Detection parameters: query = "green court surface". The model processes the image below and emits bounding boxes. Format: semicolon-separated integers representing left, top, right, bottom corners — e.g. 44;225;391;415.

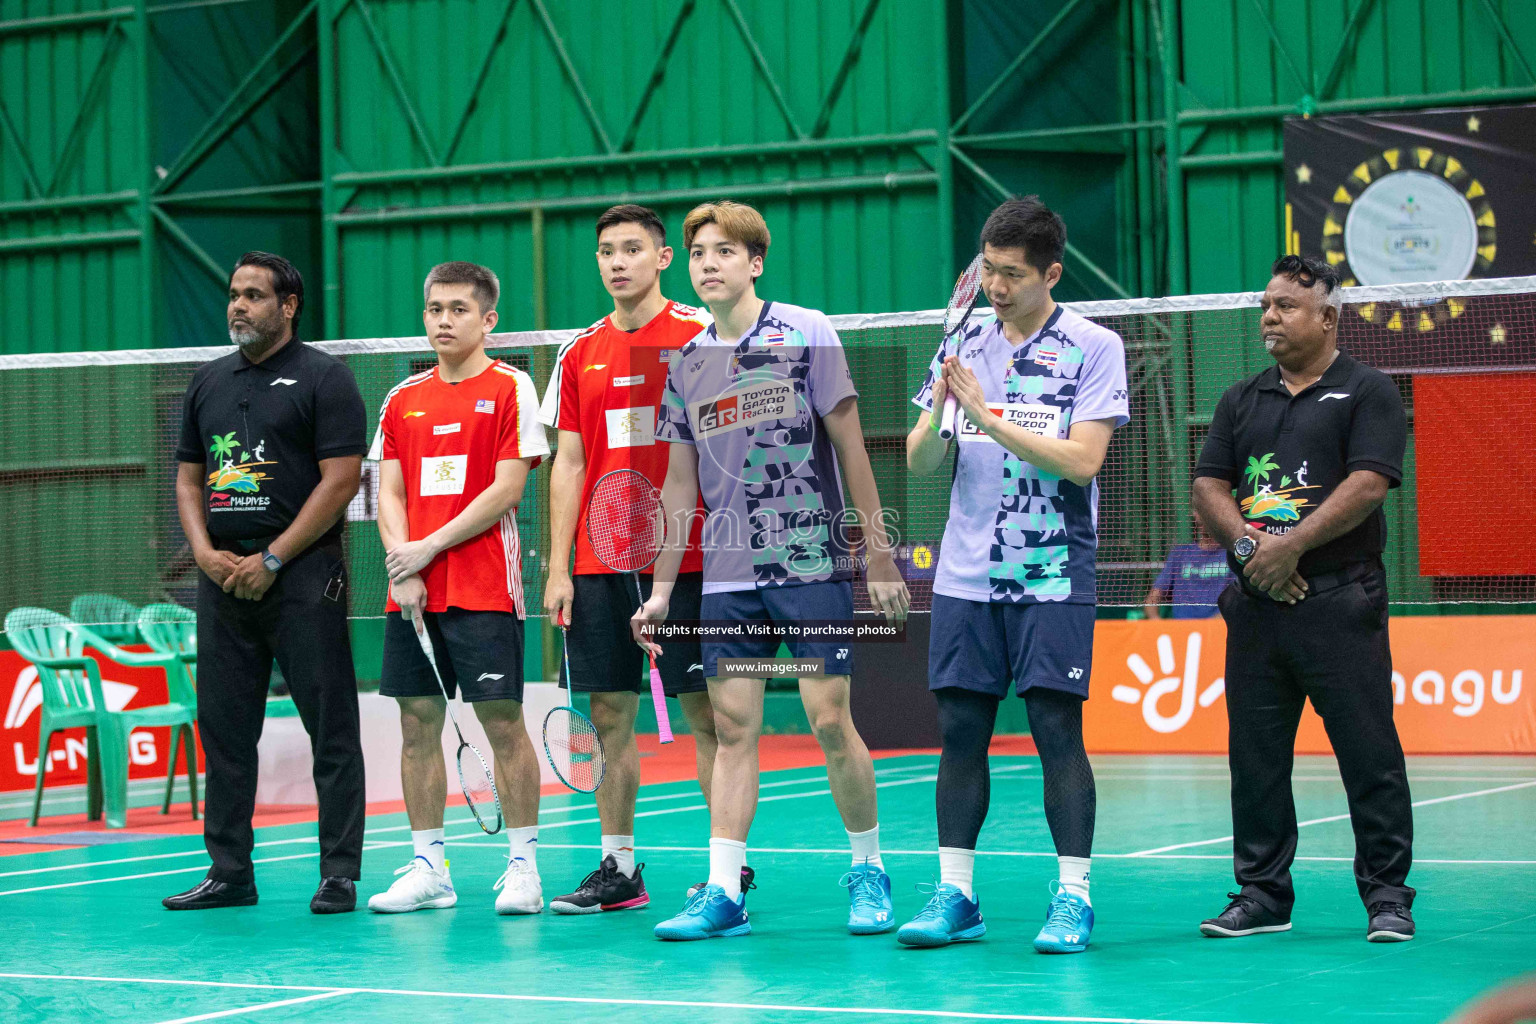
1;754;1532;1024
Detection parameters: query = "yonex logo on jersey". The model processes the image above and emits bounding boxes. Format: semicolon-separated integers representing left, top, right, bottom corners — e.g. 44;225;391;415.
475;399;495;414
965;347;984;358
271;377;297;386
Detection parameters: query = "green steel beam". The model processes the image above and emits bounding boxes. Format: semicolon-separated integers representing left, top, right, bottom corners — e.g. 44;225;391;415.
1179;83;1536;123
442;0;523;166
1317;0;1377;102
155;0;319;192
948;144;1132;300
530;207;548;331
352;0;440;166
955;121;1162;147
619;0;696;152
0;6;131;37
333;130;937;187
951;0;1092;134
934;0;955;288
529;0;615;153
1243;0;1310;95
0;97;43;198
136;2;157;360
44;24;128;196
1180;149;1282;169
1159;0;1187;294
320;0;341;338
0;230;141;255
811;0;883;139
0;191;138;217
1475;0;1536;85
153;181;323;205
329;172;937;227
721;0;805;140
151;207;228;287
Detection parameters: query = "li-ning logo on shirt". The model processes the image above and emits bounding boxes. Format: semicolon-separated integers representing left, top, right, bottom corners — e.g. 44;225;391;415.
477;673;504;681
1319;392;1350;402
270;377;297;386
584;363;608;372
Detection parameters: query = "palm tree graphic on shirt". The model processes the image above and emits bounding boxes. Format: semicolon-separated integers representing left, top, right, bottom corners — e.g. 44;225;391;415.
1240;452;1315;523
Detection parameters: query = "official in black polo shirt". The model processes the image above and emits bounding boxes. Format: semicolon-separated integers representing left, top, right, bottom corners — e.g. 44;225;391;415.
1192;254;1415;944
165;252;368;914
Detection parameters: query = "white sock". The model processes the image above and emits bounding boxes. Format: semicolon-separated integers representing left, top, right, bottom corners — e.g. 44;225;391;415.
507;825;539;872
938;846;976;899
411;828;446;874
709;838;747;900
848;824;883;870
602;834;637;877
1059;856;1091;903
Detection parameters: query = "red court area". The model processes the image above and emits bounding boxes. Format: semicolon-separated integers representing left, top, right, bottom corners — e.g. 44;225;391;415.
0;734;1039;855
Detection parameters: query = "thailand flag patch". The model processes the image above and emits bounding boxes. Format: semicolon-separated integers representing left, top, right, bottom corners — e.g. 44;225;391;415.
475;399;495;414
1034;346;1060;368
759;331;787;346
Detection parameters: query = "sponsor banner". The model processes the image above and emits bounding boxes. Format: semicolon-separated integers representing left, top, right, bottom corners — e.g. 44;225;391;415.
1085;616;1535;754
419;454;467;496
604;405;655;449
1;646;197;794
693;380;797;437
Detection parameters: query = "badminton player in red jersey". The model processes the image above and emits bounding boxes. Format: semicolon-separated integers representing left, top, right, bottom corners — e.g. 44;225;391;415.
540;205;730;914
367;261;551;916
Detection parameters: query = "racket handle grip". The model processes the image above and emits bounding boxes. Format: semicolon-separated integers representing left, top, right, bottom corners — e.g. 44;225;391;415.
937;395;960;440
647;653;673;744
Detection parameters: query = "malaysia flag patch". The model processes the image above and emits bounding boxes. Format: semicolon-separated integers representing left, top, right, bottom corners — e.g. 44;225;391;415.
475;399;495;414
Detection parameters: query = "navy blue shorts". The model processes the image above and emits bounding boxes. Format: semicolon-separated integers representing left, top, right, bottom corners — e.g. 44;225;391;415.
700;580;854;679
929;595;1094;698
381;609;524;703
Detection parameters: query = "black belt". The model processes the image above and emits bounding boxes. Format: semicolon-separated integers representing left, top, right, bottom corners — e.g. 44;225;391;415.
212;533;284;554
1239;559;1378;600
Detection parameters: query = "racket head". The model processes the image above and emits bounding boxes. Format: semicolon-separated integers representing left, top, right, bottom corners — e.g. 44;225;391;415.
586;469;664;574
943;253;986;337
457;741;504;835
542;706;607;794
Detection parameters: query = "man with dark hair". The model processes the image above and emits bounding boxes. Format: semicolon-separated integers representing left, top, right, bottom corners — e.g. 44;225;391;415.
165;251;368;913
903;196;1127;953
368;260;550;916
540;205;722;915
1193;253;1415;943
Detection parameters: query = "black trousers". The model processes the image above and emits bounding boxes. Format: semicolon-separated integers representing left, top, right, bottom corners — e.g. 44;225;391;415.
1218;567;1415;913
196;541;366;884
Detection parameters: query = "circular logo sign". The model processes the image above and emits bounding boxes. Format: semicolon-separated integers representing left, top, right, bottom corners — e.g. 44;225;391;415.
1343;169;1479;285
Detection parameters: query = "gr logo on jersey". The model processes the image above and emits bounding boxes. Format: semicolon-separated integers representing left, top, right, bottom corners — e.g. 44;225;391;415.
958;403;1063;442
693;380;797;438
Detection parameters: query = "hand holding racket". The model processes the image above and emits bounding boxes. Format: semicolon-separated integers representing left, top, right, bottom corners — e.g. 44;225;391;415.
587;468;674;745
411;612;503;835
936;253;986;440
543;613;606;793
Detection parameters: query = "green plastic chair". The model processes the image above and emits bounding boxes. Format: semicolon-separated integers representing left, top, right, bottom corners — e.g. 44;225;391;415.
4;607;199;828
68;594;142;646
136;603;200;815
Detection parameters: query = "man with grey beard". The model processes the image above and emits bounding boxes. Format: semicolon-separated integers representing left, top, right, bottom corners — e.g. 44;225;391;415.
165;251;368;914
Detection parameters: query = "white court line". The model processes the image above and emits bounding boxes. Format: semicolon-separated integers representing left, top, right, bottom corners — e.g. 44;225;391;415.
1125;779;1536;856
0;768;1021;895
526;844;1536;865
147;989;355;1024
0;836;326;881
0;971;1262;1024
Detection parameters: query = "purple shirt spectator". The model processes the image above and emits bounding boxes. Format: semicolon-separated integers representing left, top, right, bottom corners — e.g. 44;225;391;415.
1153;543;1233;618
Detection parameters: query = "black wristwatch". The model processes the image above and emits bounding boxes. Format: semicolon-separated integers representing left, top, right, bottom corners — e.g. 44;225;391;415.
1232;536;1257;564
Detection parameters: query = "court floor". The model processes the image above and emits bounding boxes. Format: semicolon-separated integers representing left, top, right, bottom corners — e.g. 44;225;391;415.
0;751;1533;1024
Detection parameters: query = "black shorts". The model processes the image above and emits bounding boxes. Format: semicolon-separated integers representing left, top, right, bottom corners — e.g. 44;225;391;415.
563;572;705;696
381;609;524;703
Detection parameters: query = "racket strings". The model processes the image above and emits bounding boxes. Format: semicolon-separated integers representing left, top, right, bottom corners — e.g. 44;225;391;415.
944;256;986;335
457;743;503;833
545;707;605;793
588;470;664;574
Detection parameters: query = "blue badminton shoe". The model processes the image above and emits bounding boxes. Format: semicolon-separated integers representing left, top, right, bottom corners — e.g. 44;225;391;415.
842;862;895;934
896;883;985;947
653;883;750;940
1033;883;1094;953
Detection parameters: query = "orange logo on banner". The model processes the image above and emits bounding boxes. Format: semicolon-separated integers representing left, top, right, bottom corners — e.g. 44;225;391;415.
1085;617;1536;755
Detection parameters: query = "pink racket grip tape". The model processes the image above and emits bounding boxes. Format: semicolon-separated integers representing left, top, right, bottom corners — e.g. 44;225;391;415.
646;649;673;744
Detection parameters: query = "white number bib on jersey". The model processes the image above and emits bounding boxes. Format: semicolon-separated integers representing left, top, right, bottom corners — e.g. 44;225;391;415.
420;454;468;495
957;403;1063;442
606;406;655;448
